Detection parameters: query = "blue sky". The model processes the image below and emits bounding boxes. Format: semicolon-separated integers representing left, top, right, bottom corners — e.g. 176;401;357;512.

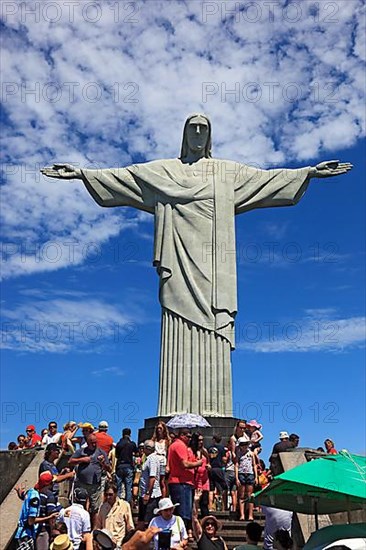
1;0;365;461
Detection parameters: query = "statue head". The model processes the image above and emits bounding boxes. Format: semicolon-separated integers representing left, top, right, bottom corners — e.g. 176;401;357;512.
180;113;212;159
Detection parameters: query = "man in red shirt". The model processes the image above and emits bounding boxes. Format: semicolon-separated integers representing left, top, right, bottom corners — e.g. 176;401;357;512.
168;429;202;528
25;425;42;448
95;421;114;454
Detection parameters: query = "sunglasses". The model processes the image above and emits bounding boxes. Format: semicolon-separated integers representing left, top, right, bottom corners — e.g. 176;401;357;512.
205;522;216;527
105;493;115;497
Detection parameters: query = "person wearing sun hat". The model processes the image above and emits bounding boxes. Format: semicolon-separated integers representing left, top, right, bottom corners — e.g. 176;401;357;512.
246;420;263;445
269;432;293;476
50;533;73;550
148;498;188;550
192;494;227;550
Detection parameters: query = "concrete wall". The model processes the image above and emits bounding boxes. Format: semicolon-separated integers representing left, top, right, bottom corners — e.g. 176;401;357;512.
0;450;44;549
0;450;39;504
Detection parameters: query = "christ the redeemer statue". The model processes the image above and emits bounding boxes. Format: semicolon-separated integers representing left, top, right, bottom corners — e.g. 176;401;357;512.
42;114;352;417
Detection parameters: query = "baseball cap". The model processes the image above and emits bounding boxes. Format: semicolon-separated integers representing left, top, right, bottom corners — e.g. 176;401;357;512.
26;425;36;431
46;443;61;452
98;420;109;430
35;471;54;490
73;487;89;503
279;431;289;439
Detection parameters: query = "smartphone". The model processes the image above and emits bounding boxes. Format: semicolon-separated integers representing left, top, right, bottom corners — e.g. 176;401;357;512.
158;529;172;550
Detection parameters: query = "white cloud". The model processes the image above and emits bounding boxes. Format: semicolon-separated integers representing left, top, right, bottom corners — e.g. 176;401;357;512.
91;366;126;377
1;291;136;353
237;311;365;353
1;0;365;278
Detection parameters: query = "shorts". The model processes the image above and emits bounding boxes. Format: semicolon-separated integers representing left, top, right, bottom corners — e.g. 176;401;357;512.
225;471;237;491
75;480;102;513
138;496;160;523
238;473;255;486
209;468;227;493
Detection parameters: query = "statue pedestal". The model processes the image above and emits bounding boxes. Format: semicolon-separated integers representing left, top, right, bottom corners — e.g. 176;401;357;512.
138;416;240;446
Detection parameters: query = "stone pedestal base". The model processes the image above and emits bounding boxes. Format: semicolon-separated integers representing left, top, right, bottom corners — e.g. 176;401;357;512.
138;415;240;446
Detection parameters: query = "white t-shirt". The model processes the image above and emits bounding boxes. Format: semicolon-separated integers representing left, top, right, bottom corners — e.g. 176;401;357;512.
149;515;187;550
42;432;62;446
60;503;91;550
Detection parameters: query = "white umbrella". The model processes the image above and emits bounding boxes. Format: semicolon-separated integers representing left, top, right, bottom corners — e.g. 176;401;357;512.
166;413;211;429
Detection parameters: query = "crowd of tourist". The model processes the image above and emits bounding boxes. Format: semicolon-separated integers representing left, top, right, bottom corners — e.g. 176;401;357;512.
9;418;339;550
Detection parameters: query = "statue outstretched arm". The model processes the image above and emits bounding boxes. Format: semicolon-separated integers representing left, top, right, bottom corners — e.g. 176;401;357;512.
309;160;353;179
41;163;82;180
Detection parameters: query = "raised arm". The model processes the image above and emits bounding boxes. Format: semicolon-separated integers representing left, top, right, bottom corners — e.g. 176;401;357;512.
41;163;82;179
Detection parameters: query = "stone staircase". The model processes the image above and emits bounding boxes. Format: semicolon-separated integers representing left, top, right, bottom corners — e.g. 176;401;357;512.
132;509;265;549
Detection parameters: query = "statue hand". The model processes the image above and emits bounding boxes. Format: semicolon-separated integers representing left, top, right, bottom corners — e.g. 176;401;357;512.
40;163;82;179
311;160;353;178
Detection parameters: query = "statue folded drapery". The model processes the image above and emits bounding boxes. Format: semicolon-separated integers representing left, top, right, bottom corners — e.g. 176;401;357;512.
80;156;310;416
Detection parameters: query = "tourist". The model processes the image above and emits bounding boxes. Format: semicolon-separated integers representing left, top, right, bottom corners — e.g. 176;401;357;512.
132;443;145;507
262;507;293;550
192;510;227;550
324;438;337;455
95;420;114;494
289;434;299;448
235;438;257;521
78;422;95;448
152;421;170;497
138;440;162;528
235;521;263;550
60;421;79;455
35;471;62;550
229;421;249;455
25;425;42;448
115;428;138;503
42;421;62;446
69;433;111;524
269;432;293;475
224;443;237;513
168;428;203;532
94;482;134;547
273;529;293;550
246;421;263;444
39;443;75;500
14;472;58;549
148;498;188;550
207;434;227;512
17;434;27;449
190;433;210;518
95;421;114;455
59;487;92;550
8;441;18;450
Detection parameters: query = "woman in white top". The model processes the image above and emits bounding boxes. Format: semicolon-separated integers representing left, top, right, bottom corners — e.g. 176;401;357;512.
152;421;171;497
235;438;257;521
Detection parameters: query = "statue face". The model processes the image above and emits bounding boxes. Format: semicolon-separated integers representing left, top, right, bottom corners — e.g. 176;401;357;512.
186;118;209;152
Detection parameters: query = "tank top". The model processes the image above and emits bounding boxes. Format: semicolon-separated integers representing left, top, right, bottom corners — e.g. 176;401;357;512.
198;532;226;550
238;450;254;474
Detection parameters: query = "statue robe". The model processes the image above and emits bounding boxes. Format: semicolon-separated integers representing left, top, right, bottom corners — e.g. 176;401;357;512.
81;159;310;416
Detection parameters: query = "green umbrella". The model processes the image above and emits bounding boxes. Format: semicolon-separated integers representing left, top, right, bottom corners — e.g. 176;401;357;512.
253;452;366;527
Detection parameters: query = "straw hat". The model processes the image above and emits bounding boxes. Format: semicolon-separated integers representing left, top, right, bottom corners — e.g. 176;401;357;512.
50;534;73;550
